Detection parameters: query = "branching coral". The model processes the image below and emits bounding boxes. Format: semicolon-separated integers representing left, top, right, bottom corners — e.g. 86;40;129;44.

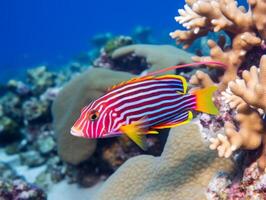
215;55;266;169
209;105;264;158
171;1;266;196
229;55;266;112
171;0;265;90
189;70;215;88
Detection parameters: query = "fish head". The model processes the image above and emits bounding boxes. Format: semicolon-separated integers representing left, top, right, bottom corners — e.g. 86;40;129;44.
71;102;113;139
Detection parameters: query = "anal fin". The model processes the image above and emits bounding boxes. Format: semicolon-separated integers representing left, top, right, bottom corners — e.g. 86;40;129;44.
119;121;148;150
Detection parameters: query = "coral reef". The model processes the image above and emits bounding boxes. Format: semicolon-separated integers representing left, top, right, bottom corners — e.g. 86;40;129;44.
1;30;196;198
0;61;107;193
27;66;56;95
207;162;266;199
93;35;149;74
0;162;46;200
7;18;266;199
0;179;46;200
94;124;234;200
171;0;266;90
104;36;134;56
171;0;266;198
229;55;266;113
213;56;266;169
111;44;194;74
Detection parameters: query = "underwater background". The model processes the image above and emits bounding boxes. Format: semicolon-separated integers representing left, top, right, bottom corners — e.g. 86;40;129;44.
1;0;266;199
0;0;187;83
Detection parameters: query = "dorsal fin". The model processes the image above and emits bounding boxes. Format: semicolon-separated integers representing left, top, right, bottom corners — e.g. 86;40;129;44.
107;61;227;92
107;76;154;92
107;74;188;93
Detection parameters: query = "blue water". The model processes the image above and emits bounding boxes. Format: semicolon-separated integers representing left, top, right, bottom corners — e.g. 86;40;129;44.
0;0;187;83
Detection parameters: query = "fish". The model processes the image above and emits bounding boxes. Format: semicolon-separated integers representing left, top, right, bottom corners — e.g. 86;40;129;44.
71;62;225;150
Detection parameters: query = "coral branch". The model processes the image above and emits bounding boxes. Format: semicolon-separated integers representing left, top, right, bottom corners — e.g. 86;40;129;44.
193;33;261;90
171;0;266;195
169;30;207;49
171;0;263;90
209;106;264;158
219;0;254;32
171;0;256;46
229;55;266;112
249;0;266;40
221;83;248;111
189;70;215;88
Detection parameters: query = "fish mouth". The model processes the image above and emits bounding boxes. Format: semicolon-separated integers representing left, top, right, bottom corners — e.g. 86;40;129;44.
70;127;84;137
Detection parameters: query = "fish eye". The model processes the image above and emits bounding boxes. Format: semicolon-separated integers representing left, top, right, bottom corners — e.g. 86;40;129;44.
88;110;99;121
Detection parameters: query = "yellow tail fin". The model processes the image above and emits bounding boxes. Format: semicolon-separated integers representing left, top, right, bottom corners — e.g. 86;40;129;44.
192;86;219;115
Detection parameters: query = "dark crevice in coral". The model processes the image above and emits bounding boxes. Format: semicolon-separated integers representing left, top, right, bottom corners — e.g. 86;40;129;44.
239;46;266;73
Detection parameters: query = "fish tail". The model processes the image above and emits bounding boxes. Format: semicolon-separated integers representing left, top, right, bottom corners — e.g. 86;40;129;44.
192;86;219;115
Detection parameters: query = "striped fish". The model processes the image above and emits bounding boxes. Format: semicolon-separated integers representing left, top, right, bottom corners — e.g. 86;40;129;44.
71;74;218;150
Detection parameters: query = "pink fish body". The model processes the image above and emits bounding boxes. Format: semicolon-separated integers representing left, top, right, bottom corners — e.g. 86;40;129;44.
71;74;218;150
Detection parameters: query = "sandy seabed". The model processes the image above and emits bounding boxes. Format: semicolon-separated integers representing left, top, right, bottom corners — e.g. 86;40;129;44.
0;150;103;200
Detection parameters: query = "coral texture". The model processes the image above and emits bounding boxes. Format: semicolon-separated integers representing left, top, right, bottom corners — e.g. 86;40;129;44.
207;162;266;199
112;44;194;74
94;124;234;200
229;55;266;113
0;162;46;200
171;1;266;196
171;0;266;171
171;0;266;90
214;56;266;170
93;36;149;75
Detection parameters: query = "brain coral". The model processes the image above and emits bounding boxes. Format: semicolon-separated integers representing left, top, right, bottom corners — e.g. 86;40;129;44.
94;123;235;200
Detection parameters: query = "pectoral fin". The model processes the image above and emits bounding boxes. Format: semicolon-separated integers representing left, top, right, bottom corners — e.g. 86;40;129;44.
120;122;148;151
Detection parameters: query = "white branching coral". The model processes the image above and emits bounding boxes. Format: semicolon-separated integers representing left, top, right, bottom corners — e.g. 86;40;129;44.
170;0;258;45
171;0;265;91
